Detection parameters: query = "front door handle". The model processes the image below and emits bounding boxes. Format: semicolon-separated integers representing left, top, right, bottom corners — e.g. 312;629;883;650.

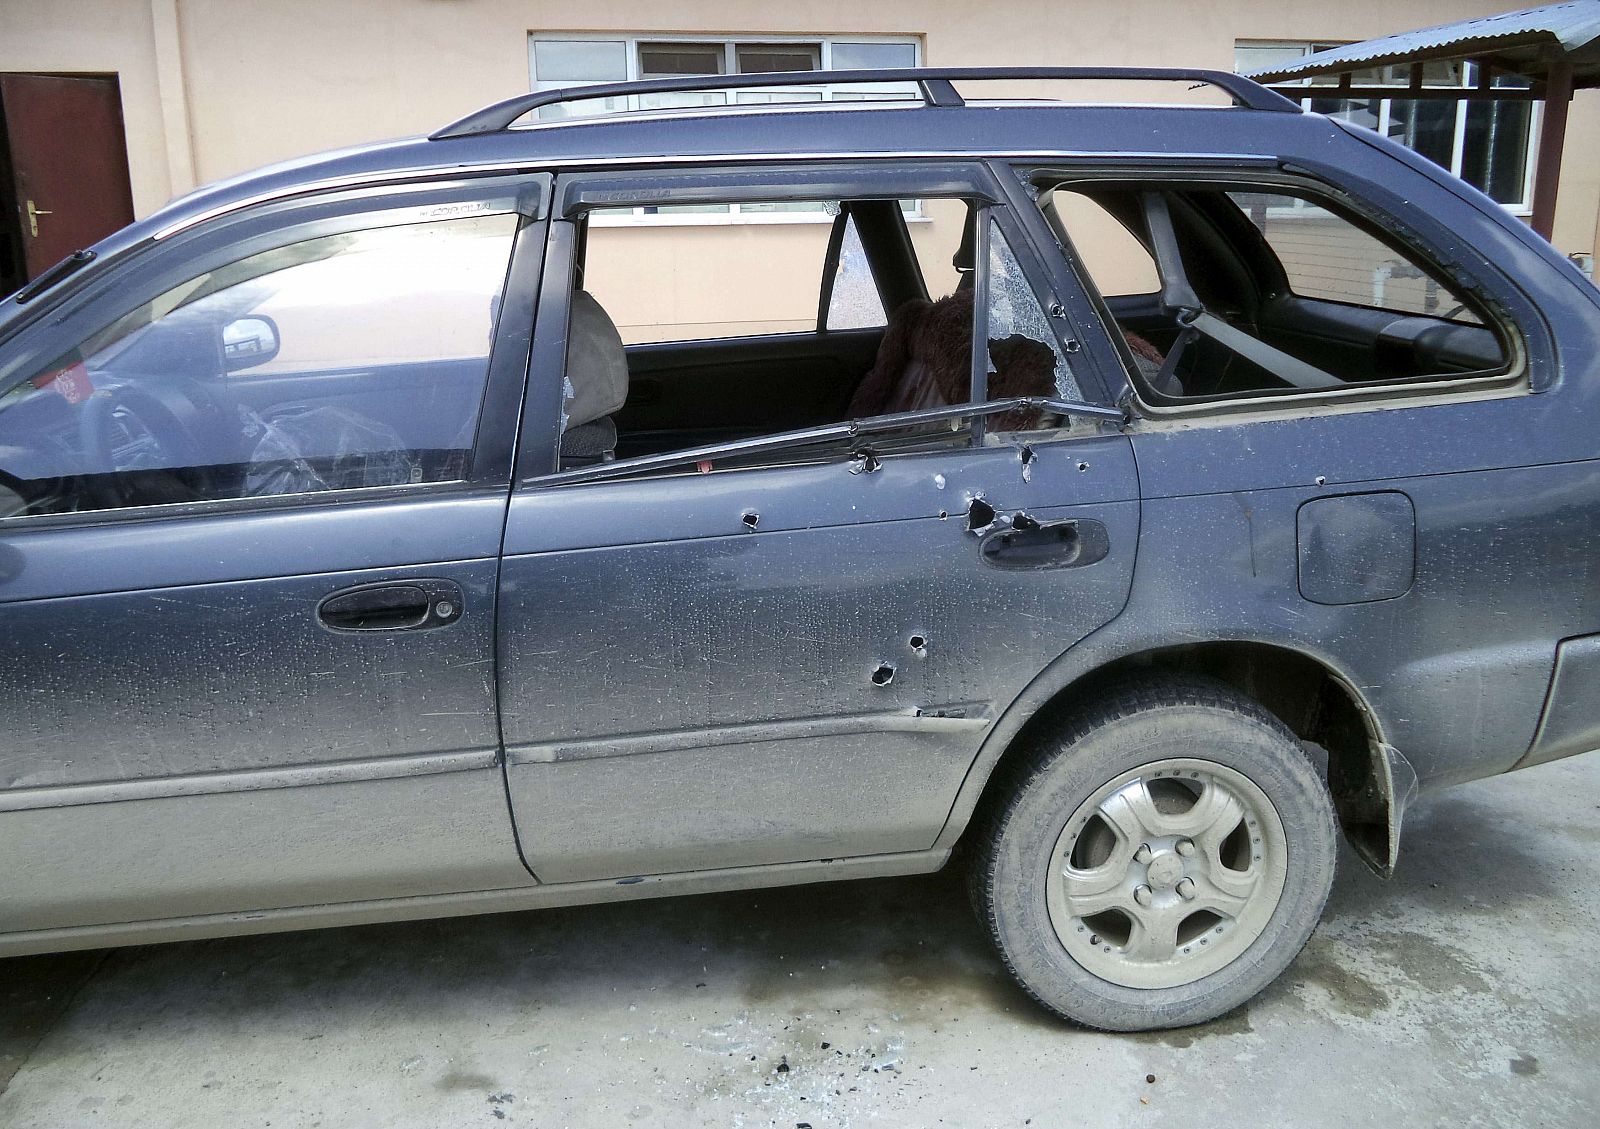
979;516;1110;571
318;579;464;632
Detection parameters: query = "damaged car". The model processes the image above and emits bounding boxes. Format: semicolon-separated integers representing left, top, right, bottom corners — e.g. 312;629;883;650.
2;66;1597;1032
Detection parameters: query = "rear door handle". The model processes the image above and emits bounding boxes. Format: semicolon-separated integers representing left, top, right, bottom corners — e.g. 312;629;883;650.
318;579;464;632
979;516;1110;571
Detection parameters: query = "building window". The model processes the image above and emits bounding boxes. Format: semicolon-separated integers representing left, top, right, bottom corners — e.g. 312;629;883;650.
529;33;920;117
529;34;921;222
1236;42;1536;211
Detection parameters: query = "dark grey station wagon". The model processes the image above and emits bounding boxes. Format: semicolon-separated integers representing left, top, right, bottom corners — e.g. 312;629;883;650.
2;67;1596;1031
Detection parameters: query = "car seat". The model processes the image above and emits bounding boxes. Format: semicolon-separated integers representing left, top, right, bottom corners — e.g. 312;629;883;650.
561;290;629;467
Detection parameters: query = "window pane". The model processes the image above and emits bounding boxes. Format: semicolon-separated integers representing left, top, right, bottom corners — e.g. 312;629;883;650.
825;214;887;330
830;42;917;70
735;44;820;73
1461;99;1533;205
1382;60;1466;87
740;200;830;213
986;218;1083;411
638;90;728;110
532;39;627;81
1385;98;1458;170
830;91;916;102
0;214;518;516
1233;44;1309;76
641;203;732;214
1228;190;1477;320
734;89;825;107
639;43;725;77
535;91;630;122
1308;96;1379;132
531;38;630;120
1298;59;1380;87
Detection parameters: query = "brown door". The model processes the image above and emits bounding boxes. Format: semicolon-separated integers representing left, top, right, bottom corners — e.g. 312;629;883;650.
0;74;135;284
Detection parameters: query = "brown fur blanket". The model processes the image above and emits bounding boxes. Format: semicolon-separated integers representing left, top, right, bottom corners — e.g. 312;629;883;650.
849;290;1163;429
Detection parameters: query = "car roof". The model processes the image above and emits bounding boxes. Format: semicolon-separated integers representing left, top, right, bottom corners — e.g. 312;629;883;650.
134;100;1342;242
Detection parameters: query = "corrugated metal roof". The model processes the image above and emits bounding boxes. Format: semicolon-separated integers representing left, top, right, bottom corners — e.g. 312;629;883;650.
1243;1;1600;84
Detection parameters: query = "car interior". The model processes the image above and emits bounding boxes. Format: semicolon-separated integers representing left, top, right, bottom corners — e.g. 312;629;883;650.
556;175;1513;477
0;325;483;516
557;196;1073;475
1034;177;1512;404
0;174;1516;515
0;218;511;517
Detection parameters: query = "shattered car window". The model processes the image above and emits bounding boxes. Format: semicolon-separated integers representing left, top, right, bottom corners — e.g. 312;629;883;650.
825;212;888;331
985;216;1082;427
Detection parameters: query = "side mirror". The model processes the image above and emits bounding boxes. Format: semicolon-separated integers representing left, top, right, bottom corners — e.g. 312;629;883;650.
221;315;280;371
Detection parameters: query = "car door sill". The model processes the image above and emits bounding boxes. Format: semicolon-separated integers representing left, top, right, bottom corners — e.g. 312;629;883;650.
0;849;952;957
506;708;991;764
0;748;501;812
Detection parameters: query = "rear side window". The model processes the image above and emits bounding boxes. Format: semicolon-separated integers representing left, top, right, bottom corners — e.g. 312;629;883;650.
1037;178;1510;405
0;213;518;519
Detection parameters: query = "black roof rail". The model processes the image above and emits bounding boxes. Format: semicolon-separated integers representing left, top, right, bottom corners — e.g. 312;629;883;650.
429;66;1300;139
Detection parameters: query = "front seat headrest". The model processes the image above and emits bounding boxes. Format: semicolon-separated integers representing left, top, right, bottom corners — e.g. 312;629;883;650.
565;290;628;428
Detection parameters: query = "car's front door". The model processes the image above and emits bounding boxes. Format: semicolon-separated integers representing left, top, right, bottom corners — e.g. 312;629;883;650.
495;164;1140;882
0;174;549;938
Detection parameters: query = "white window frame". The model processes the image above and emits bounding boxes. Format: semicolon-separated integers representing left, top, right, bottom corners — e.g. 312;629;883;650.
1237;40;1539;215
529;32;923;225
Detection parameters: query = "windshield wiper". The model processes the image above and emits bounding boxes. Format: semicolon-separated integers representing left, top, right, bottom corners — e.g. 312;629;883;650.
11;250;96;304
535;395;1126;487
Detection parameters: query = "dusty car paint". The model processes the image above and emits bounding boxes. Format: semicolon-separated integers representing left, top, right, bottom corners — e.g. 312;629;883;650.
1;71;1597;957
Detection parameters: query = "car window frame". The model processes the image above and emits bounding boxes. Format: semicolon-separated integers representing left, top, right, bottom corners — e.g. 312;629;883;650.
0;173;550;530
514;159;1119;488
1012;161;1552;418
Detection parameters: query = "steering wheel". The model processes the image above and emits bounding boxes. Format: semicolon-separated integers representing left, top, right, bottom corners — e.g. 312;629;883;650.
78;381;215;509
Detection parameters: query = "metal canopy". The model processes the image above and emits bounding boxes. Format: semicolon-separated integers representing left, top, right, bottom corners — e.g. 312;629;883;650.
1244;1;1600;240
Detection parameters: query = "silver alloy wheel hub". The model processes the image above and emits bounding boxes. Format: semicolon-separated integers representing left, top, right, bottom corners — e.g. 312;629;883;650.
1045;758;1289;989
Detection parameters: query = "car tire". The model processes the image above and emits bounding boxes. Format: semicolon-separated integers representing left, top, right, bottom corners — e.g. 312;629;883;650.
970;675;1337;1031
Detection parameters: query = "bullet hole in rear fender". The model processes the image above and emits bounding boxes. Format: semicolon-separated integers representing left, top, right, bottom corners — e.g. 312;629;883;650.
871;662;896;687
966;498;995;533
741;510;759;530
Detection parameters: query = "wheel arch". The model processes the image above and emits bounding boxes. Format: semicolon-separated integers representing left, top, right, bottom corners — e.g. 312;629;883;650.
938;636;1413;877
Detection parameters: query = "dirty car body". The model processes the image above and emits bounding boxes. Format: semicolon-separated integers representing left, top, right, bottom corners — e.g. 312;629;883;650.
1;68;1596;1030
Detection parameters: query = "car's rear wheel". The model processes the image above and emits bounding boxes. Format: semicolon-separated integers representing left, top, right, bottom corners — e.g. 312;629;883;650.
971;676;1337;1031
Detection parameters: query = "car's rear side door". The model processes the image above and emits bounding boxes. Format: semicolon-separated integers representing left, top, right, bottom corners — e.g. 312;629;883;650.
494;162;1141;882
0;174;548;940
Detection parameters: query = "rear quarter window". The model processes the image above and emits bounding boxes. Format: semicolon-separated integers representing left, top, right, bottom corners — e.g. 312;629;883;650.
1227;191;1482;324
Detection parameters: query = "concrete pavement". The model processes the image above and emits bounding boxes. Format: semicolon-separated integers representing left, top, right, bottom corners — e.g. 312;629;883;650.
3;753;1598;1128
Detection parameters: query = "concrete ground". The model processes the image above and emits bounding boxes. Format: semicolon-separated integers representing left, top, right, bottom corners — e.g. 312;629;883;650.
3;755;1598;1129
